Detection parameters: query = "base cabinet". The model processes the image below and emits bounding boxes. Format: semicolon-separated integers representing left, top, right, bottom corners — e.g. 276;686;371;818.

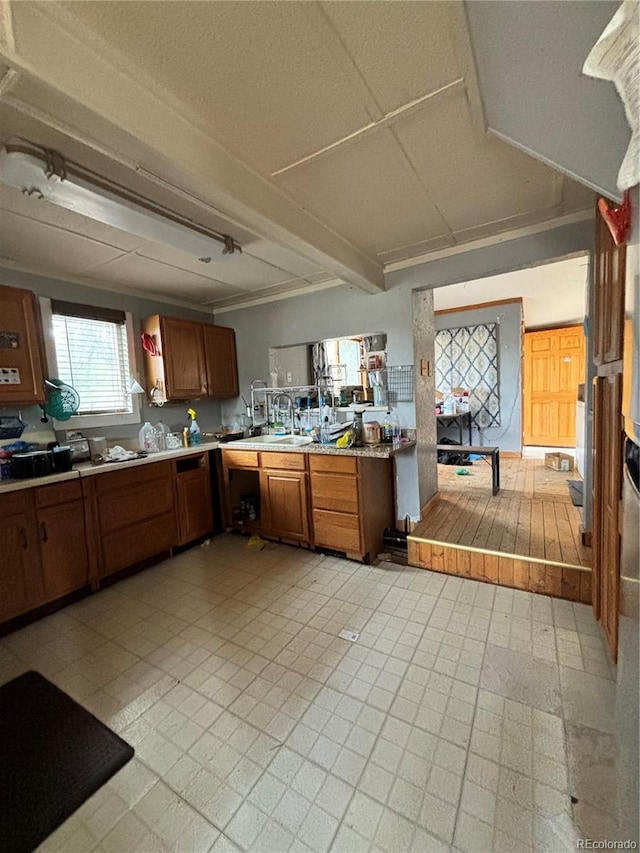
310;454;393;562
88;461;176;577
222;448;394;561
35;482;89;602
174;452;214;545
0;482;88;623
261;469;309;542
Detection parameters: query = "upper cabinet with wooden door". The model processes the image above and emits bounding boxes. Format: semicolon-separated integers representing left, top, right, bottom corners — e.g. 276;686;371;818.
594;210;626;365
0;285;46;405
203;324;239;399
142;314;238;403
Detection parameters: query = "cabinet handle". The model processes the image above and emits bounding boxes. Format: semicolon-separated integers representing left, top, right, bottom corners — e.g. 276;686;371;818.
40;521;48;543
19;527;28;550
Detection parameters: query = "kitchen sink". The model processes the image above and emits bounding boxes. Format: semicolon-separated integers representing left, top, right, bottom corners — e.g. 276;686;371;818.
273;435;313;446
234;434;313;446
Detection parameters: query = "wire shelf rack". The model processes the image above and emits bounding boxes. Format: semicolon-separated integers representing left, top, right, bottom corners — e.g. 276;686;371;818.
384;365;414;403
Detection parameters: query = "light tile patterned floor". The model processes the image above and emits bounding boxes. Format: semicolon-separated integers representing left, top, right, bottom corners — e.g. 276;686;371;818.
0;534;618;852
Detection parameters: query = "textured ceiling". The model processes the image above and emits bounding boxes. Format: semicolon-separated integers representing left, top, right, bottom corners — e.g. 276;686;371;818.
0;1;594;309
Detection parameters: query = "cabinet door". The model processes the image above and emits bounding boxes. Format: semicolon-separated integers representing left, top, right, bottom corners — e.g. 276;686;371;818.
261;469;309;542
0;516;29;621
161;317;207;399
0;285;46;404
176;468;214;545
38;500;89;602
203;324;239;399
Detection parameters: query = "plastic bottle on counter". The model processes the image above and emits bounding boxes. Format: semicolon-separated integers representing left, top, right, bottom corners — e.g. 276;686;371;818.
187;408;202;445
153;420;169;451
320;416;331;445
138;421;158;452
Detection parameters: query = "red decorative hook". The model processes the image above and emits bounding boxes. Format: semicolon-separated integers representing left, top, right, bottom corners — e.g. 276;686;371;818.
598;189;632;246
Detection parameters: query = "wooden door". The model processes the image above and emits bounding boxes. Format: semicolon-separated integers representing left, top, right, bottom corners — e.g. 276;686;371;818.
591;200;627;661
523;325;585;446
0;285;46;404
175;466;214;545
594;211;626;365
592;374;623;657
203;324;239;399
261;469;309;542
38;501;89;601
161;317;207;399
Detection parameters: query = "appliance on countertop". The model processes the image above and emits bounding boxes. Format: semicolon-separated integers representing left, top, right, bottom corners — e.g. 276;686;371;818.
67;437;90;462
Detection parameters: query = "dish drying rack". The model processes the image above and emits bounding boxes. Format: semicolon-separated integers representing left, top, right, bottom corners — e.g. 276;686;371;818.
250;380;334;433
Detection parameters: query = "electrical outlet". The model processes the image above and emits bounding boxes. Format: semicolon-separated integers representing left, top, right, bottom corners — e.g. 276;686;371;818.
420;359;432;377
287;372;292;384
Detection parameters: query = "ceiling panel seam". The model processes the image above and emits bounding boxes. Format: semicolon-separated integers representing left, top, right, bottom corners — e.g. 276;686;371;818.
301;3;385;124
271;79;465;179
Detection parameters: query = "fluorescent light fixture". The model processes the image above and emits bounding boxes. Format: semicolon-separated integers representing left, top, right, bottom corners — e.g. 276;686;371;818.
0;139;241;260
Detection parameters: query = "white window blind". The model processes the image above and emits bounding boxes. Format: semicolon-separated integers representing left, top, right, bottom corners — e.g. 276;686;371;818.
51;306;132;416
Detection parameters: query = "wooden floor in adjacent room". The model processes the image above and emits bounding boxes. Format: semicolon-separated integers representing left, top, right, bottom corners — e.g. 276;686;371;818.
409;457;592;603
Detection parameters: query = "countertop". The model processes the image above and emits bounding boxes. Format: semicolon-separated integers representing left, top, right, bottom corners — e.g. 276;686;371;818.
0;440;220;494
0;435;416;494
220;437;416;459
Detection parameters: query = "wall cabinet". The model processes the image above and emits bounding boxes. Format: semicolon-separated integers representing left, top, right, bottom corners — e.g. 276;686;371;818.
203;324;239;399
142;314;238;403
0;285;46;405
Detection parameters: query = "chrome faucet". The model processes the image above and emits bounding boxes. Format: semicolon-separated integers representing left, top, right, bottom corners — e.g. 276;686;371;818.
271;392;296;434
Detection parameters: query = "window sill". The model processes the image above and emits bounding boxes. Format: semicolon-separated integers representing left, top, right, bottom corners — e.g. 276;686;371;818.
54;407;141;431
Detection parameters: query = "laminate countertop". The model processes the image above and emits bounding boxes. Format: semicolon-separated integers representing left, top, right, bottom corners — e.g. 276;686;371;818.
0;441;220;494
222;437;416;458
0;436;416;494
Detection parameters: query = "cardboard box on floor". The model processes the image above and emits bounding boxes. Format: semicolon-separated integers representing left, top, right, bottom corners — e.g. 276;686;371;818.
545;452;575;472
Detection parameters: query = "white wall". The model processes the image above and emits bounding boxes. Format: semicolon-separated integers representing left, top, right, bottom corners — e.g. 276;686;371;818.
433;254;588;329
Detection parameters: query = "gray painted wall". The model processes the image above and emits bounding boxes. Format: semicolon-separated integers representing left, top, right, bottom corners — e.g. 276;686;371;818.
466;1;629;200
220;220;594;520
435;301;523;452
0;267;224;445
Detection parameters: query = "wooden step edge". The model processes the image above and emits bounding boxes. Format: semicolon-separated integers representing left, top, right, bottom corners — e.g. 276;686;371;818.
406;535;591;573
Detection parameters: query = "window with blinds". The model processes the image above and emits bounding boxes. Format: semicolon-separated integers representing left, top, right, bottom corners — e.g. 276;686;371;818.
51;301;132;415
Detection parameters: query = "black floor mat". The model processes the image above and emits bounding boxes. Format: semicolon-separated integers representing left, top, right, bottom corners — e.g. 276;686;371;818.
567;479;584;507
0;671;134;853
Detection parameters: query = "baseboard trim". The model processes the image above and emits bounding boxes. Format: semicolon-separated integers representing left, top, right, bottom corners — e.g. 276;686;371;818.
419;492;440;522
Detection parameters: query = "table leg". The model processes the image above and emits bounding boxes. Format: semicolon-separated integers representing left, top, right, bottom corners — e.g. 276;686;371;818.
458;417;463;445
467;412;472;445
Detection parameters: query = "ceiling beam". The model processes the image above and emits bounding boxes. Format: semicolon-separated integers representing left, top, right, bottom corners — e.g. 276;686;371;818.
2;1;386;293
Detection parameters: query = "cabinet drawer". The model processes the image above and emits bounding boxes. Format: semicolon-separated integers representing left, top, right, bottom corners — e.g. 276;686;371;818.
313;509;361;553
0;490;30;517
261;451;306;471
309;455;358;475
97;478;174;534
94;460;173;495
100;511;176;575
35;479;82;508
310;472;359;513
223;449;259;469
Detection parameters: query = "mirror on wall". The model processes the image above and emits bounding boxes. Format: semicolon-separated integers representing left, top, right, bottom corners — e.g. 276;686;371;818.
269;334;387;395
